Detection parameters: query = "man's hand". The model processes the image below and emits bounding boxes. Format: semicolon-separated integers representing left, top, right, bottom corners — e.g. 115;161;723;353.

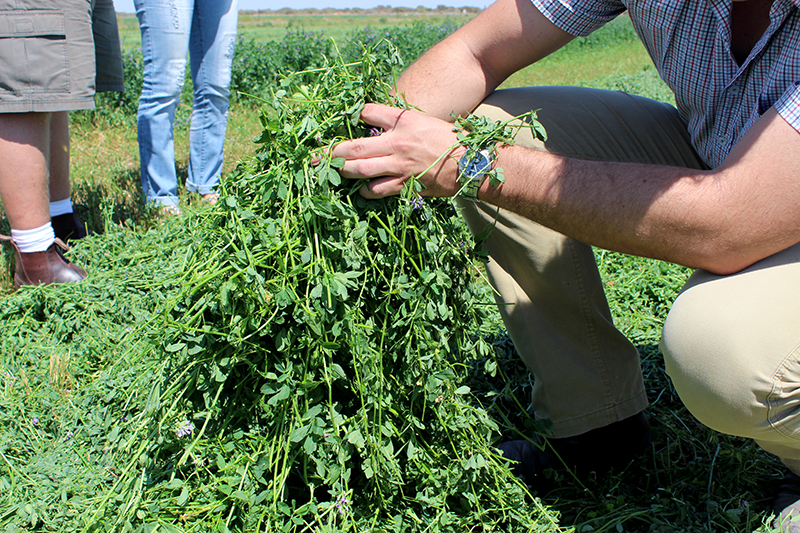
331;103;466;199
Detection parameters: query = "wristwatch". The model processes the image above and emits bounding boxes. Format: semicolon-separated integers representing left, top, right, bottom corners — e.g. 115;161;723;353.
457;148;492;201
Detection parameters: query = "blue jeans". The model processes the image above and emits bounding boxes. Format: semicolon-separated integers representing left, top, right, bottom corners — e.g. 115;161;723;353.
135;0;238;207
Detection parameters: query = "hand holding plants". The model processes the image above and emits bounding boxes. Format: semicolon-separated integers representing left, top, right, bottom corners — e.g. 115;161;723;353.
331;103;465;198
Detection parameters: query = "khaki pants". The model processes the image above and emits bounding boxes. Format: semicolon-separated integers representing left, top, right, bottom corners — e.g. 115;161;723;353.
465;87;800;472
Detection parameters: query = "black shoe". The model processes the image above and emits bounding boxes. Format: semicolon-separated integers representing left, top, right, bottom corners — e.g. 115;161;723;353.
773;472;800;532
497;411;651;490
51;212;89;243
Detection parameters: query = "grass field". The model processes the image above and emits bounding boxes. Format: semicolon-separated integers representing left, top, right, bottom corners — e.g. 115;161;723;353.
115;10;479;48
0;9;787;533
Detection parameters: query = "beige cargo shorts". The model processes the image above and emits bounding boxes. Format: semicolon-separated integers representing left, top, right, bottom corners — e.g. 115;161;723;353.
0;0;123;113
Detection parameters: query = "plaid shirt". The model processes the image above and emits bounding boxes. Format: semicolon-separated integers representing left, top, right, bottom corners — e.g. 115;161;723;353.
531;0;800;168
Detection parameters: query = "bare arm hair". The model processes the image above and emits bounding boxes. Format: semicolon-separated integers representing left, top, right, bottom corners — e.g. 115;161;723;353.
481;108;800;275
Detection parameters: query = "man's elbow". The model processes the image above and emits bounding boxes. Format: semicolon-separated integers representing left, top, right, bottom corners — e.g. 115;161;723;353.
697;257;755;276
692;242;797;276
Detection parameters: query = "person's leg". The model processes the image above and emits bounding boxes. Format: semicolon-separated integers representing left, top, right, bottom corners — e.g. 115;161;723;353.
185;0;238;200
0;0;110;288
47;111;89;242
0;113;51;231
461;87;707;482
47;0;123;241
135;0;193;209
661;244;800;528
48;111;70;204
0;112;85;289
467;86;707;435
90;0;125;94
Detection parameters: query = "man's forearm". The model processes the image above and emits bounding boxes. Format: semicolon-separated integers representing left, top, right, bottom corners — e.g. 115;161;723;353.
479;141;790;275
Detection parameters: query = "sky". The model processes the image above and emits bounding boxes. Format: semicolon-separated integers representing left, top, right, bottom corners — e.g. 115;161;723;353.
111;1;490;14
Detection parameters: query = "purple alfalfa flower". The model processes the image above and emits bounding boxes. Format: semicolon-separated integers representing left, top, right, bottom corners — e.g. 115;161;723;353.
369;127;383;137
334;495;350;515
31;417;39;426
410;196;425;210
175;420;195;438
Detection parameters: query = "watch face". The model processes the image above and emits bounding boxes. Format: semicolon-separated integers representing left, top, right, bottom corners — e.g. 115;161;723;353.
461;149;492;176
458;149;492;200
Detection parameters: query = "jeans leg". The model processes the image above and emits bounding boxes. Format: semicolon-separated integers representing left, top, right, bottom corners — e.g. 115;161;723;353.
135;0;192;207
185;0;238;195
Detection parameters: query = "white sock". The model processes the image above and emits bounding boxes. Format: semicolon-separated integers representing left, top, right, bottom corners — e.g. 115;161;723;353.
11;223;56;253
50;198;73;217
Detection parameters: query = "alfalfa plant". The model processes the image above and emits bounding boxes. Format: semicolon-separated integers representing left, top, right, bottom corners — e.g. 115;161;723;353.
86;40;562;532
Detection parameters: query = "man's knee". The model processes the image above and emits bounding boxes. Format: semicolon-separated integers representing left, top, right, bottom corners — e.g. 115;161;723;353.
661;277;771;437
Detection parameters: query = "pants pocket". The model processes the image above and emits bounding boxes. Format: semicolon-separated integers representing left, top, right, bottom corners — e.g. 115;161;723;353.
0;10;68;94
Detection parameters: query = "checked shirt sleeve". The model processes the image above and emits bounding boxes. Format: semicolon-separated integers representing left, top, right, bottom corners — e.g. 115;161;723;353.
775;81;800;136
530;0;627;37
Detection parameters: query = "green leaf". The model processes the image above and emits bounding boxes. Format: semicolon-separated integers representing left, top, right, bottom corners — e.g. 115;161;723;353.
347;429;365;448
165;342;185;353
290;424;310;442
267;384;291;406
176;487;189;506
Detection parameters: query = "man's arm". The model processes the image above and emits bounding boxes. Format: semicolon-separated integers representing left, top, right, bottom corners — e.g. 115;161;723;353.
333;0;800;275
334;104;800;276
481;106;800;275
393;0;573;120
330;0;573;207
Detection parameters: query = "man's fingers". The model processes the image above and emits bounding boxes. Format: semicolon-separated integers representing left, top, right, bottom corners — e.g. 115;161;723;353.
329;103;454;199
359;176;407;199
359;103;406;130
331;136;385;161
338;155;400;180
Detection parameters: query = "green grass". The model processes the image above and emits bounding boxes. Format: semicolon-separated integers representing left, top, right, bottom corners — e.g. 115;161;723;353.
0;11;788;533
115;11;479;49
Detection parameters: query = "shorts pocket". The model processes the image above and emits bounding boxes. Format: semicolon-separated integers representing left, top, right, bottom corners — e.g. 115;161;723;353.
0;10;68;94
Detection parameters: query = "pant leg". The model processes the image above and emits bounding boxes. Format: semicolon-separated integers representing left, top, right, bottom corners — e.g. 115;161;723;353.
662;243;800;474
135;0;193;208
184;0;238;195
90;0;124;93
465;86;707;437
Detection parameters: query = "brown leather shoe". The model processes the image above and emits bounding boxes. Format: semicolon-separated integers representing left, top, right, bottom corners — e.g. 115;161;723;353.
2;237;87;290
